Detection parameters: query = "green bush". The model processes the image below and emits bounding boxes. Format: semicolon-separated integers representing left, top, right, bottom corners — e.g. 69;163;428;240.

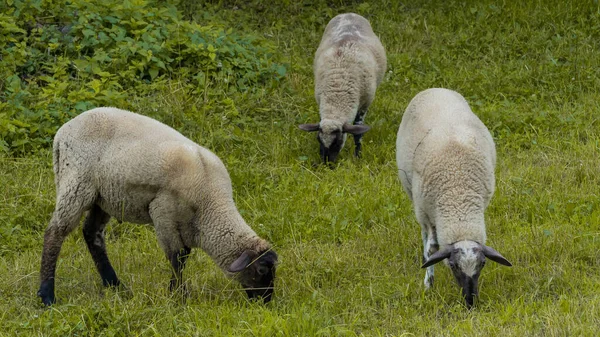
0;0;286;155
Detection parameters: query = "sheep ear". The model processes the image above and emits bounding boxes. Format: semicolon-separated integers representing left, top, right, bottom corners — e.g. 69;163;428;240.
299;123;320;132
421;247;452;268
228;251;252;273
343;123;371;135
482;245;513;266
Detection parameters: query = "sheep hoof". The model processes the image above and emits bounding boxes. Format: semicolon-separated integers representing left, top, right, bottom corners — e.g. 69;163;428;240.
101;275;121;288
38;293;56;306
424;275;434;290
37;280;56;306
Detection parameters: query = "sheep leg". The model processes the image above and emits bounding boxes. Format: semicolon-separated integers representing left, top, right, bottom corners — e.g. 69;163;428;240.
154;227;191;293
417;210;437;289
82;204;120;288
149;193;197;294
168;246;192;292
424;228;439;289
353;107;368;157
421;228;434;289
38;187;95;305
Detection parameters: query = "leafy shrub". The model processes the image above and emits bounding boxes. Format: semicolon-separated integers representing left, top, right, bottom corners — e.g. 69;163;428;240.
0;0;286;155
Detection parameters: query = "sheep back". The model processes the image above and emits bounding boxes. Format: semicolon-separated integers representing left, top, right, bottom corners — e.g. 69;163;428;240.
314;13;387;123
53;107;242;237
396;88;496;245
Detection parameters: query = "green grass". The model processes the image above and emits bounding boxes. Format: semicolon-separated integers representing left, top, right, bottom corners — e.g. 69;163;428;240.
2;0;600;335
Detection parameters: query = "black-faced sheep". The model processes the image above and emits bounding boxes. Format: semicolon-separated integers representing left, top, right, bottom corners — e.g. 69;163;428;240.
396;88;512;308
299;13;387;163
37;107;278;305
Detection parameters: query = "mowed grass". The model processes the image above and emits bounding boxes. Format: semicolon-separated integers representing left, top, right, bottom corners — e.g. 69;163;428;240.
1;0;600;335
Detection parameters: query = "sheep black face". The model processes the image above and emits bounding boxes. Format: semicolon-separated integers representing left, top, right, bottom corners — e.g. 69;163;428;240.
299;123;370;164
228;249;278;303
318;129;344;163
422;241;512;308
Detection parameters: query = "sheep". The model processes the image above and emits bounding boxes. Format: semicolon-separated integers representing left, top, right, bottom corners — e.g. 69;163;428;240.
396;88;512;308
37;107;278;306
299;13;386;163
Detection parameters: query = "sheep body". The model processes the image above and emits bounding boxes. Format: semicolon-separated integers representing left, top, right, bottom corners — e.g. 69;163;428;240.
396;88;511;307
299;13;386;163
397;88;495;244
38;107;277;305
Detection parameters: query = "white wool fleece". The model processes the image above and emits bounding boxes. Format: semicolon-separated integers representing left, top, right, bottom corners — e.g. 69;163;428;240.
314;13;387;136
52;107;270;271
396;88;496;247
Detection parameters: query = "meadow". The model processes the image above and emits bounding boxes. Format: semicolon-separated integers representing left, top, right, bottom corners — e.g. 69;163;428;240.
1;0;599;335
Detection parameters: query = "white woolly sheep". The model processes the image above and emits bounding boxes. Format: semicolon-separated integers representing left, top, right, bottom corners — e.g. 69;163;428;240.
396;88;512;308
299;13;387;163
37;107;278;306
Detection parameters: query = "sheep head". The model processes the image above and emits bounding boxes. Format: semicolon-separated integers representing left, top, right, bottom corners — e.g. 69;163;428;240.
228;249;278;303
421;240;511;308
299;121;370;163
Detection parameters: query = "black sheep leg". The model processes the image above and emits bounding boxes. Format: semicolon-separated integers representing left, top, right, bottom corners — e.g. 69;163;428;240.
39;184;96;306
353;108;368;157
169;246;192;292
83;204;120;287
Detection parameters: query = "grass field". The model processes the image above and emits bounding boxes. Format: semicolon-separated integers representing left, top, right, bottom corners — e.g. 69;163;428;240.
1;0;600;335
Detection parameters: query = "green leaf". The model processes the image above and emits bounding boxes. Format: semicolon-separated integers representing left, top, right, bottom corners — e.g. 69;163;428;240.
82;29;95;38
74;101;91;112
148;67;159;80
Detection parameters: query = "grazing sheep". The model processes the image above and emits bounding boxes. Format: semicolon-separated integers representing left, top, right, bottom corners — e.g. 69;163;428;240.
299;13;387;163
396;88;512;308
37;107;278;306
